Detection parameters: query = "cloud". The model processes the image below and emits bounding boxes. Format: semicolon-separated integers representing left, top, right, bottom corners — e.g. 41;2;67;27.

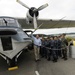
0;0;75;20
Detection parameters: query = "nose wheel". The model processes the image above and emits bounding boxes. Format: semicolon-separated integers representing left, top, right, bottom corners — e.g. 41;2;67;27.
7;57;17;67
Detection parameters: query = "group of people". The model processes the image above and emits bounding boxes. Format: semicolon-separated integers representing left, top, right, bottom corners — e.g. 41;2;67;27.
31;33;68;62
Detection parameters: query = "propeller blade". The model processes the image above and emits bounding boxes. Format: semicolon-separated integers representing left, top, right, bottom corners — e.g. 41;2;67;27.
17;0;30;9
33;23;43;33
38;3;48;11
33;14;38;29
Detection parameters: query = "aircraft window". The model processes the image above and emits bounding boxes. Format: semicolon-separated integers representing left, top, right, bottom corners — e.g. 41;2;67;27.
0;18;19;27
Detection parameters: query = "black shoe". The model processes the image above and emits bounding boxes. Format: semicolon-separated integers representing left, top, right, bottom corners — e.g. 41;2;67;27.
64;58;67;60
37;59;41;61
53;60;57;62
47;58;50;61
53;59;57;62
35;59;38;62
55;60;57;62
61;57;64;59
41;56;44;58
45;56;47;58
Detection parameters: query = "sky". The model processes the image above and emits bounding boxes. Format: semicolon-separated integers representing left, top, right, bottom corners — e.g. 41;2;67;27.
0;0;75;20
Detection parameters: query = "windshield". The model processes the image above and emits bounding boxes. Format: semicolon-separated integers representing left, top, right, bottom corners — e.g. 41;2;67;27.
0;17;20;27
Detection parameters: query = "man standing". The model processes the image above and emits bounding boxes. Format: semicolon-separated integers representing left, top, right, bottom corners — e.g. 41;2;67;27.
53;36;58;62
57;36;62;57
41;37;46;58
61;34;68;60
31;34;41;61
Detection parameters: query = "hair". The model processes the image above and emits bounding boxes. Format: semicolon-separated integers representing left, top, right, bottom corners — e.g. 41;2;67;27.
62;33;66;36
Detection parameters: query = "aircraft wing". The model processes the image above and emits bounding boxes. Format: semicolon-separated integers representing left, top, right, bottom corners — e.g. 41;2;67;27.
18;18;75;29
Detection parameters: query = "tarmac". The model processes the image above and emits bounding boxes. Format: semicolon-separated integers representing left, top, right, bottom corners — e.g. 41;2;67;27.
0;50;75;75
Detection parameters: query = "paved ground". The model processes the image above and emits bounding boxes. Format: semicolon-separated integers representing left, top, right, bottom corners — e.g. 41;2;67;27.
0;50;75;75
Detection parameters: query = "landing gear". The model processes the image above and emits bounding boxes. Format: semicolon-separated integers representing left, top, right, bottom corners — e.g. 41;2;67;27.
6;57;17;67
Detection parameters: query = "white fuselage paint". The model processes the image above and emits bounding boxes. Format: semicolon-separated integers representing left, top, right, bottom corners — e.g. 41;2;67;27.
0;17;32;60
35;71;40;75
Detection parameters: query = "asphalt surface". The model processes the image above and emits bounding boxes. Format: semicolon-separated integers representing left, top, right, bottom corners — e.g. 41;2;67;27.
0;50;75;75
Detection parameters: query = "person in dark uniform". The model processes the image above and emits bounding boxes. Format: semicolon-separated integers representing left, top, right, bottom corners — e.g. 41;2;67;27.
41;37;46;57
49;36;58;62
49;36;54;61
61;34;68;60
57;36;62;57
53;36;58;61
45;37;51;60
44;37;50;59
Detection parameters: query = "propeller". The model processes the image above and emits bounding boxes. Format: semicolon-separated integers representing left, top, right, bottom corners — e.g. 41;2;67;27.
17;0;48;29
33;14;37;29
38;3;48;11
33;23;43;33
17;0;30;9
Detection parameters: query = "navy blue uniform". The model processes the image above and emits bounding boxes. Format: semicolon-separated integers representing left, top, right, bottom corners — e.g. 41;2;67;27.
53;40;58;60
57;39;62;57
41;40;46;57
50;39;58;62
45;40;50;58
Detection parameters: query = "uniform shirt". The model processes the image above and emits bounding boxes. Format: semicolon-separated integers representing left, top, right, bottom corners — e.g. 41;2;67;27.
49;40;55;49
57;39;62;49
31;35;41;46
61;38;68;48
54;40;58;49
45;40;50;47
41;40;46;46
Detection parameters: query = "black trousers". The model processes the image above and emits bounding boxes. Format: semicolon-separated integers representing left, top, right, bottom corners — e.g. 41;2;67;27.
58;49;62;57
52;50;58;61
40;47;45;57
47;49;51;59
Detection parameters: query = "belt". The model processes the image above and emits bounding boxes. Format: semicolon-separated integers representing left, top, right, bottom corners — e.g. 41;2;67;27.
34;44;40;47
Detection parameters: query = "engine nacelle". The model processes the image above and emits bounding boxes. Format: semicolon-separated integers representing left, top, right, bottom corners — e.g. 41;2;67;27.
26;7;39;24
17;0;48;28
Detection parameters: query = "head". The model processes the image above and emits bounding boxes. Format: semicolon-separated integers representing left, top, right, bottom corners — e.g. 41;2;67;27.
54;36;57;40
50;36;54;40
36;34;40;39
61;33;66;39
46;37;50;41
42;37;45;41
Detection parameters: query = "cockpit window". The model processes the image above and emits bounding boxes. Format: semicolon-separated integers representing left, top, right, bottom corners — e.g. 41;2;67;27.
0;17;20;27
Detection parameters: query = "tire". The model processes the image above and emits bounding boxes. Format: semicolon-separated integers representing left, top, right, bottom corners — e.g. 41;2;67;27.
7;57;17;67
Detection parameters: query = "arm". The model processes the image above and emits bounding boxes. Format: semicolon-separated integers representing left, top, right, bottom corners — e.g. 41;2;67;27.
30;33;35;41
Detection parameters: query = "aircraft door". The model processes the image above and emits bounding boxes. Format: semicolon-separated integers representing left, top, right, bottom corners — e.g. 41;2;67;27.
1;37;13;51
